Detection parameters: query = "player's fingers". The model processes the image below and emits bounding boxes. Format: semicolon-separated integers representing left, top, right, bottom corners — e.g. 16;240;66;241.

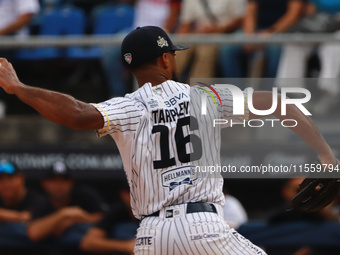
8;62;19;80
0;58;9;69
0;58;8;65
8;62;15;72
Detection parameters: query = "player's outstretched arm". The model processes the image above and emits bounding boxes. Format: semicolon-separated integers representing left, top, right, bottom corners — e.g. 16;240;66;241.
0;58;104;130
250;91;336;165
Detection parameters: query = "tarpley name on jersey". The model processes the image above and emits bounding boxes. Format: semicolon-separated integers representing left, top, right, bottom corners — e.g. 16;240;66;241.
150;92;190;124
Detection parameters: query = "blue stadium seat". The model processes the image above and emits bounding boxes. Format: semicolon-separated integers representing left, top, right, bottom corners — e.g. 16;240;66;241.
16;6;86;60
93;4;135;35
66;4;135;59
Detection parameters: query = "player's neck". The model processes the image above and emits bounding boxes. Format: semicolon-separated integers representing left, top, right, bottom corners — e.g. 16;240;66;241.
134;68;171;87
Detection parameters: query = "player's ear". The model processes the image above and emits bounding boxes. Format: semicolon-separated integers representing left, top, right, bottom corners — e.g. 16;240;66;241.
159;53;170;69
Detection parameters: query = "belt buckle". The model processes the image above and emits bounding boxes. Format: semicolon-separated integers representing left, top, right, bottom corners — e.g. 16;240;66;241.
165;209;174;218
164;205;184;219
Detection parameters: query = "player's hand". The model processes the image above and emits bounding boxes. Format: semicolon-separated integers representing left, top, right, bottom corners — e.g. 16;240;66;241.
293;246;312;255
318;154;339;170
84;212;102;223
196;24;219;33
59;206;91;222
60;207;102;223
0;58;23;94
259;29;274;36
18;211;32;222
243;44;263;53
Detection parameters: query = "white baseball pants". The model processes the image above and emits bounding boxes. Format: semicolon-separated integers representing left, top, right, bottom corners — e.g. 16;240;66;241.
134;203;267;255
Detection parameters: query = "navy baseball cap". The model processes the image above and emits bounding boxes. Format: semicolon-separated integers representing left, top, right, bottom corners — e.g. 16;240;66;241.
0;161;20;175
121;26;189;68
44;161;70;179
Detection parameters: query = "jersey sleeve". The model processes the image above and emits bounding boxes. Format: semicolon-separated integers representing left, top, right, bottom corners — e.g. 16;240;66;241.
91;97;143;138
215;86;250;124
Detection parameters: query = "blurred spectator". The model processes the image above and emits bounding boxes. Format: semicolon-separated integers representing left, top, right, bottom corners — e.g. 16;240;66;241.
219;0;305;79
163;0;182;33
0;0;40;118
176;0;245;81
0;0;39;39
277;0;340;114
134;0;180;31
27;161;105;241
80;182;138;254
32;0;65;32
71;0;115;16
99;0;135;98
0;161;45;222
223;187;248;229
134;0;170;28
266;178;340;255
39;0;67;10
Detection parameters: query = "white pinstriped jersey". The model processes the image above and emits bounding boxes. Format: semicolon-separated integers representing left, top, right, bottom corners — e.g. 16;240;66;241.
93;80;248;219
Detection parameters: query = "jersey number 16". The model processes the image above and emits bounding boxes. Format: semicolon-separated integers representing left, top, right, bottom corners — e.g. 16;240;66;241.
152;116;202;169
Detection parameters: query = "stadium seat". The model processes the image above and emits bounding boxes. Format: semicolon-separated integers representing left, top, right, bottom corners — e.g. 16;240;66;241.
66;4;135;59
16;6;86;60
93;4;134;35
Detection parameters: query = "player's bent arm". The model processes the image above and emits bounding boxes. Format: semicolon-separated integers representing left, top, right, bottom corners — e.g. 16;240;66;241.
53;217;78;236
243;1;257;34
53;210;102;236
0;209;31;222
250;91;335;165
266;0;304;33
27;206;91;241
0;58;104;130
80;228;135;253
77;212;103;224
27;210;66;241
177;22;192;34
0;13;34;36
17;85;103;130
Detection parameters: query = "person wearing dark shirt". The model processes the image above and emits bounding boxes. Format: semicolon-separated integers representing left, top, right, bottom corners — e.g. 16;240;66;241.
81;183;137;254
0;161;45;222
219;0;305;79
27;161;104;241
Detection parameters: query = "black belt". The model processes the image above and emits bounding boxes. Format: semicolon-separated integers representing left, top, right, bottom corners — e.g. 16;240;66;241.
141;202;217;220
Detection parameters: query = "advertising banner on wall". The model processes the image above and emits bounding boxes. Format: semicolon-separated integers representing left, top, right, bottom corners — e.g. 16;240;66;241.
1;142;338;180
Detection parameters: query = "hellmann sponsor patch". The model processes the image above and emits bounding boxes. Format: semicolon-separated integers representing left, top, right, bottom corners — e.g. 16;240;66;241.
161;166;197;191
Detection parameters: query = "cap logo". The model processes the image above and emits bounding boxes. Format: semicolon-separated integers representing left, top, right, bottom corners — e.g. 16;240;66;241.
124;53;132;64
157;36;169;48
53;161;67;174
